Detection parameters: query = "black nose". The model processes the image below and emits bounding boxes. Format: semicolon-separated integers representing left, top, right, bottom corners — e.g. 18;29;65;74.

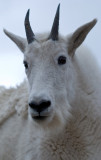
29;100;51;113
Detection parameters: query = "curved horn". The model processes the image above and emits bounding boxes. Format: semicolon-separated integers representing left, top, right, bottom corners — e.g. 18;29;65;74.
24;9;35;44
49;4;60;40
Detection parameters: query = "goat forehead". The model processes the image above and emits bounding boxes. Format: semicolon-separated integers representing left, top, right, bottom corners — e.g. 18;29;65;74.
25;40;67;58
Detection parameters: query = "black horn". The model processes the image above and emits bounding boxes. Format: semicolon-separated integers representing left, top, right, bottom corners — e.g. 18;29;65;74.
49;4;60;41
24;9;35;44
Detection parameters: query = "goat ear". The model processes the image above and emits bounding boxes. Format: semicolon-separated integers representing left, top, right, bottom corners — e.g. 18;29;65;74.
4;29;27;53
68;19;97;57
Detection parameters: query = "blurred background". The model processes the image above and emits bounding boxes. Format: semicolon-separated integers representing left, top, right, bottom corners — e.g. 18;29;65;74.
0;0;101;88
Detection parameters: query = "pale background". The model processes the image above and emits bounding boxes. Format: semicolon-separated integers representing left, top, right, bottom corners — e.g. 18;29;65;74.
0;0;101;87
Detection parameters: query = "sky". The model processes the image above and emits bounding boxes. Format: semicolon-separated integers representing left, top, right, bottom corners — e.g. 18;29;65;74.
0;0;101;87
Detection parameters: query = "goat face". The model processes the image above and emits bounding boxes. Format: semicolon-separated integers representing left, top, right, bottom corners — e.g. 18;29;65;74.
23;39;74;126
4;5;97;127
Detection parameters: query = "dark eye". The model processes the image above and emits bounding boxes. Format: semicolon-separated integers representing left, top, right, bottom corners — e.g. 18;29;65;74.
23;61;28;69
58;56;66;65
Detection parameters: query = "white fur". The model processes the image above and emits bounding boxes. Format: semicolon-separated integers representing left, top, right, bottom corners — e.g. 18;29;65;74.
1;19;101;159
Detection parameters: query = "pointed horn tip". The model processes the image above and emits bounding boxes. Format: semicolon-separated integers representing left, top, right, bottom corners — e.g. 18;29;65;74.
92;18;97;25
27;9;30;15
57;3;60;13
58;3;60;8
3;29;8;35
3;28;6;33
25;9;30;26
49;4;60;41
25;9;30;20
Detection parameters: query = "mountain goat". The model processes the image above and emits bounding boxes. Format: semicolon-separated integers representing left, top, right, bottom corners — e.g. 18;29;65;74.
1;4;101;160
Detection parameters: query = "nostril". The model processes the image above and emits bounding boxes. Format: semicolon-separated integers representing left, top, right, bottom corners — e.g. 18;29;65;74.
29;100;51;113
29;102;38;110
40;100;51;110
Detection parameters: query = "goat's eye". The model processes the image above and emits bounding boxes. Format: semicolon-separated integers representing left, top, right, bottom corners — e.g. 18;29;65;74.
23;61;28;69
58;56;66;65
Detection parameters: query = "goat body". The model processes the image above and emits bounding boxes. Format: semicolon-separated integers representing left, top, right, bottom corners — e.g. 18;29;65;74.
0;46;101;160
1;5;101;160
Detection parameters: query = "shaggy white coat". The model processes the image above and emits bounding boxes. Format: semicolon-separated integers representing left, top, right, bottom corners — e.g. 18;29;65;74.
1;18;101;160
0;45;101;160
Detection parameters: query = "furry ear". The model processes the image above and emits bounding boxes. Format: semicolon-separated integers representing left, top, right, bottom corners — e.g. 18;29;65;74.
68;19;97;57
4;29;27;53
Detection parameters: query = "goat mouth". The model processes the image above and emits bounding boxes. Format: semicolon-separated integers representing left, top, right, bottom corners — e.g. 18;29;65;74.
32;115;48;121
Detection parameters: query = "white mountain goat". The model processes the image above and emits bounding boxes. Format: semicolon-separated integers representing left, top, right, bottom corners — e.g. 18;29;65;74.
1;4;101;160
